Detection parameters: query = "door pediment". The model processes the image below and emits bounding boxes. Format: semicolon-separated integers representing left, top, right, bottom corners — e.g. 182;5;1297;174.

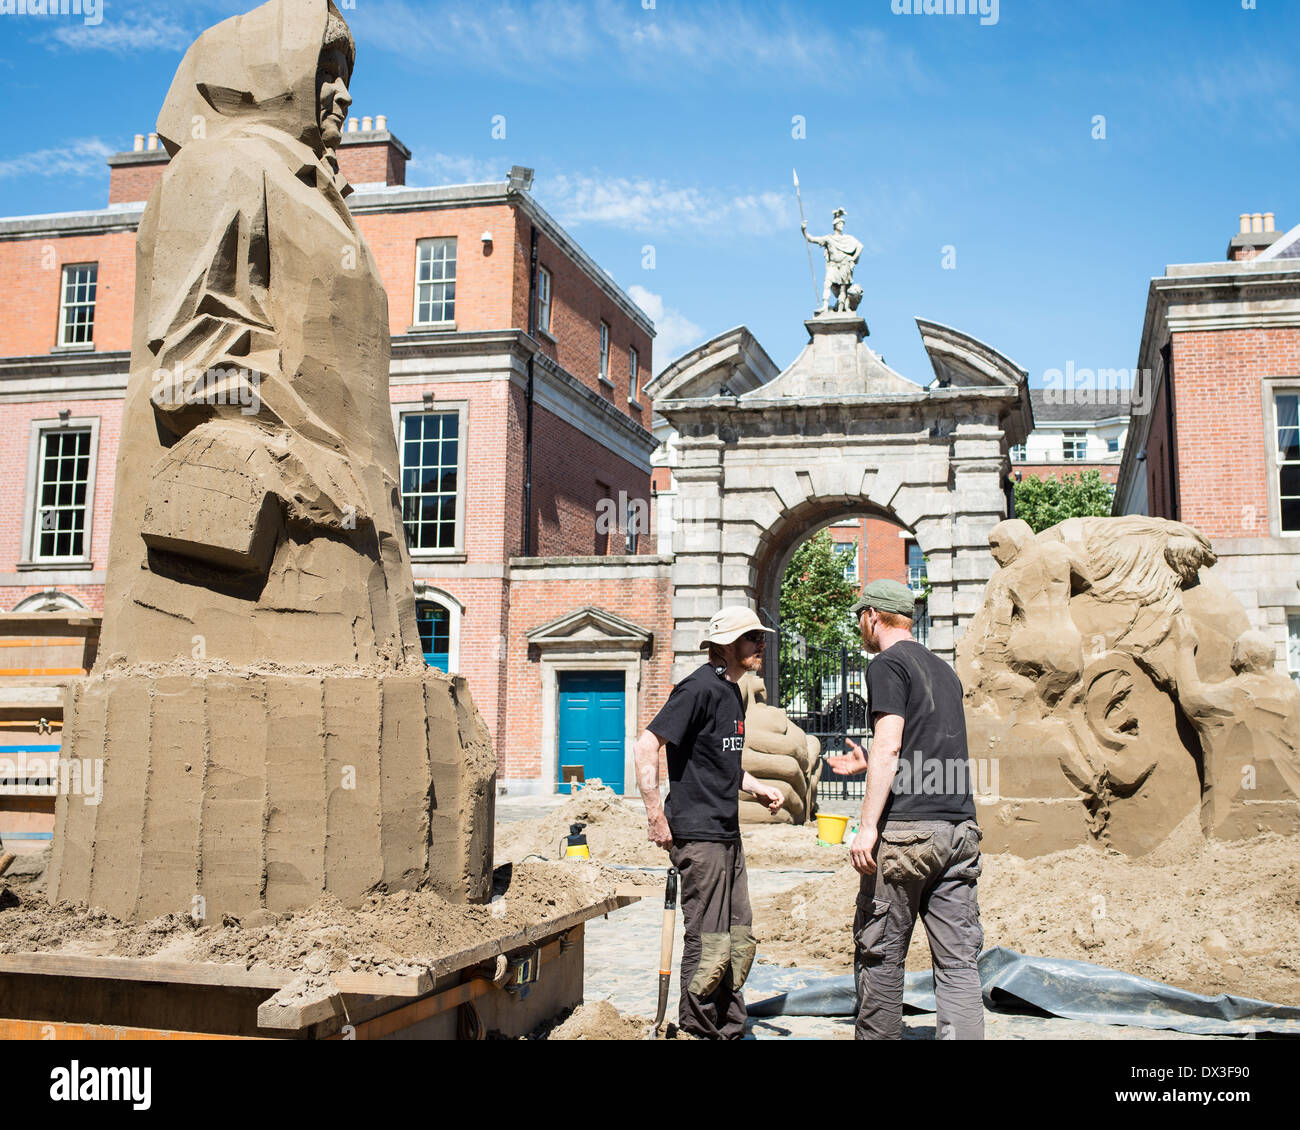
526;605;653;652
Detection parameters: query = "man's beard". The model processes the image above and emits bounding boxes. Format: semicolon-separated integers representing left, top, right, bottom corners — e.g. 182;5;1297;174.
743;652;764;671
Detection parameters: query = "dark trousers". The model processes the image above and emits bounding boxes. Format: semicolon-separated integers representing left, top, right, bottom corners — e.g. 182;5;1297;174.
853;818;985;1041
669;839;756;1040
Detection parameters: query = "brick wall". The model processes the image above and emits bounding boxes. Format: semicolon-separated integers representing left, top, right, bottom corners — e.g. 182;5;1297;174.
1017;463;1120;485
529;403;652;557
337;140;405;187
0;398;122;614
108;160;166;206
1169;328;1300;538
0;234;137;356
517;213;653;410
502;566;674;785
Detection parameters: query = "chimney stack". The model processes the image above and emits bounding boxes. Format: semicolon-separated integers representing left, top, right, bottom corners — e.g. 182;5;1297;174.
1228;210;1284;261
337;113;410;190
107;129;170;205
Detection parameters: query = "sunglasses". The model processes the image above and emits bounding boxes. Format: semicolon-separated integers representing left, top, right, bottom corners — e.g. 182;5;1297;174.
741;630;768;645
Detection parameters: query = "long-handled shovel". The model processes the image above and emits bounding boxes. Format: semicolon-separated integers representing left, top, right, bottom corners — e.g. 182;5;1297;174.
649;867;679;1038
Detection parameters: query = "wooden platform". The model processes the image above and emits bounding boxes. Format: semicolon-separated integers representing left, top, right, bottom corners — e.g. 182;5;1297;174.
0;892;640;1040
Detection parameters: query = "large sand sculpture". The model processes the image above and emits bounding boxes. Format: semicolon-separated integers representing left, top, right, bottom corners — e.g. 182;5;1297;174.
959;516;1300;856
48;0;496;921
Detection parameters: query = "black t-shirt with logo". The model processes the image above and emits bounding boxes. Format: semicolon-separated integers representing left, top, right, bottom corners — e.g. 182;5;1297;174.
648;663;745;842
866;641;977;824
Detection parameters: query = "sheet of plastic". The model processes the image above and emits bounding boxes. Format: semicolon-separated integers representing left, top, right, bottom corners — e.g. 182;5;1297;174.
746;947;1300;1036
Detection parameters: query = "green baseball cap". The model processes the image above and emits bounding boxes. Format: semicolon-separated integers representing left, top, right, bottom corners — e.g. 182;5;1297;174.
850;579;916;618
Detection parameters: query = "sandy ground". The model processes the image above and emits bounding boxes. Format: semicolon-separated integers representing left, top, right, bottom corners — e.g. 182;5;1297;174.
502;789;1300;1019
0;853;656;975
495;783;850;869
754;811;1300;1006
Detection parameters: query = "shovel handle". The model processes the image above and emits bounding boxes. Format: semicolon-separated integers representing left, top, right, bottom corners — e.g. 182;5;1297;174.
652;868;680;1032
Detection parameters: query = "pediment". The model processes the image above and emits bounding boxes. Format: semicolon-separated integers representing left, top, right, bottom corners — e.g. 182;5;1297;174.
526;605;653;650
916;318;1028;389
645;325;777;403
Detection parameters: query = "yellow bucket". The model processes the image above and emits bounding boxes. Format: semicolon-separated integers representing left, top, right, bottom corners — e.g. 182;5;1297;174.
815;812;850;846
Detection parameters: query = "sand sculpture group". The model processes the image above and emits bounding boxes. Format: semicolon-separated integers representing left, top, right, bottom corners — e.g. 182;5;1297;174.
39;1;1300;930
959;516;1300;856
48;0;495;922
737;674;822;826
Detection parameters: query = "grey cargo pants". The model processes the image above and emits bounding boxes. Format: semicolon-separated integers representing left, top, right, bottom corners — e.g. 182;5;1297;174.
853;818;984;1040
669;839;756;1040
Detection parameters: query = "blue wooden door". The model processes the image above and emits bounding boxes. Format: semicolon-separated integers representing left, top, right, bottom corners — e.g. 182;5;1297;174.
416;602;450;672
557;671;625;794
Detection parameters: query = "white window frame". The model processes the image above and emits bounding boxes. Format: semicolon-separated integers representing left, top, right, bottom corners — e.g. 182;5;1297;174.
58;262;98;348
412;237;457;328
1010;443;1026;462
535;265;552;337
1062;430;1087;461
1271;387;1300;538
598;321;612;386
628;346;640;406
413;584;463;675
833;541;857;581
22;417;100;566
392;402;469;558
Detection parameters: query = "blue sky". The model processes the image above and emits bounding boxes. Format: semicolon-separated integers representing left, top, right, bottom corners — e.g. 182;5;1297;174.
2;0;1297;385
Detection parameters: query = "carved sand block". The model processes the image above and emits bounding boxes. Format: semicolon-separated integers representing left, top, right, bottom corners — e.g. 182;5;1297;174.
50;0;495;919
959;516;1300;856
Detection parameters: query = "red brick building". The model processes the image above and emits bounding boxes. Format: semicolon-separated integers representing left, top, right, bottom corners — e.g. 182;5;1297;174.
0;118;673;815
1115;212;1300;683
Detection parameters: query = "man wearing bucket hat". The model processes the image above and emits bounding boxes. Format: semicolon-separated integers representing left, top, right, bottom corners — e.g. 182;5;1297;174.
631;606;784;1039
826;578;985;1041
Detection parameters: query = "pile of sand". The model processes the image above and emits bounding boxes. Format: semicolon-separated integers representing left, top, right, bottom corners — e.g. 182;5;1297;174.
0;861;656;974
495;784;849;869
538;1000;693;1040
753;814;1300;1005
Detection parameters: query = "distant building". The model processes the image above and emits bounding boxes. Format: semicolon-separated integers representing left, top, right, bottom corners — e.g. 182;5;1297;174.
1115;211;1300;681
1011;389;1127;486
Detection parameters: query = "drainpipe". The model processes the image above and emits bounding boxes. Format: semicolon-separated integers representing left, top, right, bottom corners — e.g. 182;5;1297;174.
523;223;539;556
1161;343;1179;521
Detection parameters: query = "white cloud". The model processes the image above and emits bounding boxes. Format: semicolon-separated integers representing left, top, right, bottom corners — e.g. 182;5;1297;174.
47;10;195;53
0;138;115;182
627;285;704;372
542;172;794;236
350;1;927;89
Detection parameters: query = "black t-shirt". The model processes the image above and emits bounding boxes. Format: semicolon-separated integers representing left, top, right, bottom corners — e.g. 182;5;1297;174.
648;663;746;842
866;641;977;824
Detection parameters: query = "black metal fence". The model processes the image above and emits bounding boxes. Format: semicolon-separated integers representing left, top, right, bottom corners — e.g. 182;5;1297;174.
778;636;869;799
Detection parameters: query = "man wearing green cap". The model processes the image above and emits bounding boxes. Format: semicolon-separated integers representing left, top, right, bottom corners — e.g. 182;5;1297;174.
827;579;985;1041
631;606;784;1039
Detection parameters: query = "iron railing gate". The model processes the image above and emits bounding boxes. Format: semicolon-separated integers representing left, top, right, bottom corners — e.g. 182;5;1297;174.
778;637;869;800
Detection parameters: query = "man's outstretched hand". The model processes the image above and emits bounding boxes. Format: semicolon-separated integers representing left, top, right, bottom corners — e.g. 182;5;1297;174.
826;737;868;777
646;808;673;851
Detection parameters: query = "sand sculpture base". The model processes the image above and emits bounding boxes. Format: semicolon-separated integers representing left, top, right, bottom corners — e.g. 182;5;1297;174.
48;666;495;922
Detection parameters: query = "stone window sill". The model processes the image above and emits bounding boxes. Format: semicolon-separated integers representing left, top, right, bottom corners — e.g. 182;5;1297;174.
405;321;457;334
535;327;557;346
409;552;467;564
17;559;94;571
51;342;94;354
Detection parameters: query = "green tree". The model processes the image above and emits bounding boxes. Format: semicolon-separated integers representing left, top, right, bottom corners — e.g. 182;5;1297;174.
779;529;859;653
1013;469;1115;533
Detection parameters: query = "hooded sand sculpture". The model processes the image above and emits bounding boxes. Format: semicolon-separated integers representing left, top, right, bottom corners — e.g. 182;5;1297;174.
958;516;1300;856
48;0;496;921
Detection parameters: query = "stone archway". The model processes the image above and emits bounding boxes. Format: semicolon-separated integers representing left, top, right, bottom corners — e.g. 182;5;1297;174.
655;314;1032;683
